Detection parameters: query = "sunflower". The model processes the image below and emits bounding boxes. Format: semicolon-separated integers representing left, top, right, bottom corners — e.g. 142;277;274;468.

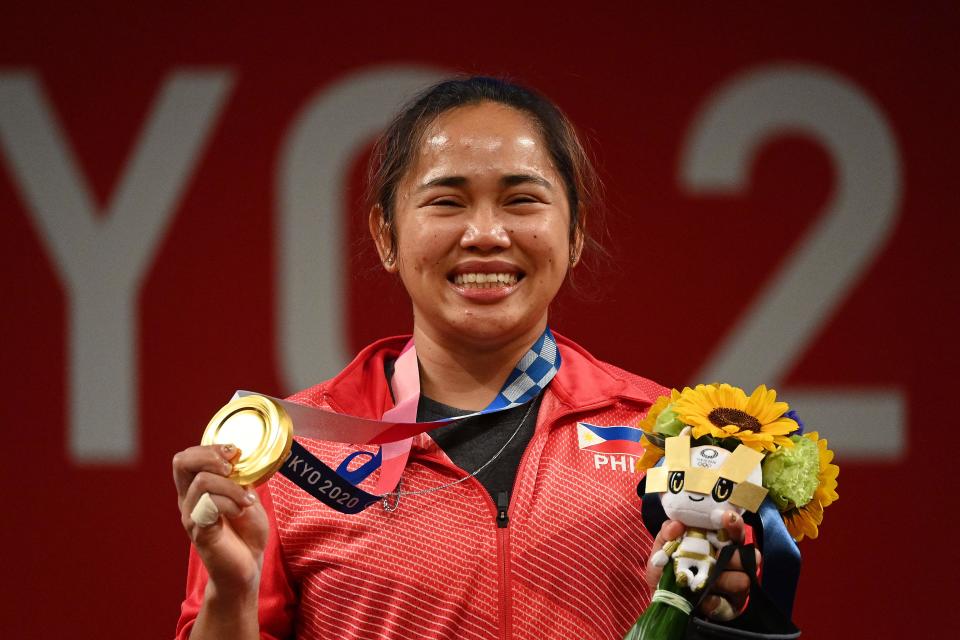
781;432;839;541
671;383;799;452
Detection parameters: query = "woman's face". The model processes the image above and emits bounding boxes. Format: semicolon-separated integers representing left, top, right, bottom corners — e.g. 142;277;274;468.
378;102;579;348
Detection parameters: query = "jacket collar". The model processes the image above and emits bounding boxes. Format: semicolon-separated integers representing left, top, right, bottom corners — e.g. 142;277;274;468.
320;331;656;419
548;332;656;408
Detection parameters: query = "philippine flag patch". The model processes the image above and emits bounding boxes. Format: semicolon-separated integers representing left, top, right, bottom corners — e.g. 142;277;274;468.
576;422;645;456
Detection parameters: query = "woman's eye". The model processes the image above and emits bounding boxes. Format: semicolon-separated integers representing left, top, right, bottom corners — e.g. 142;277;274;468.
506;195;538;205
429;198;462;207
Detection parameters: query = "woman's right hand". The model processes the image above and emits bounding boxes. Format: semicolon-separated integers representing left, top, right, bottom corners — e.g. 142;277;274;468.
173;444;269;598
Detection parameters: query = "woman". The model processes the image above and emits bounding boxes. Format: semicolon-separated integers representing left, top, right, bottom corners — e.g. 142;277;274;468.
173;77;753;639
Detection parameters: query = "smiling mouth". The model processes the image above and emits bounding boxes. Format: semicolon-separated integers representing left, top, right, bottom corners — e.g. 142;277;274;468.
451;272;522;288
688;496;705;502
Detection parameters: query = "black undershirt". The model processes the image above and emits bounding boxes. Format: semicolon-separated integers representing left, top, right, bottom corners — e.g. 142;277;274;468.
385;358;542;501
419;394;542;501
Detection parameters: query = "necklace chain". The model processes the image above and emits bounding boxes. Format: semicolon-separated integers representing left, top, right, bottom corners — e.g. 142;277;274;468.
381;398;537;512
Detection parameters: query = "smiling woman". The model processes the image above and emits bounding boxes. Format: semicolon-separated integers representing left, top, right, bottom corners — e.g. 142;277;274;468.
373;101;580;410
173;76;755;640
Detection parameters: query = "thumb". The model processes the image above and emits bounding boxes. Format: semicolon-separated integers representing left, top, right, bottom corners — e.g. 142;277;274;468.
652;519;685;553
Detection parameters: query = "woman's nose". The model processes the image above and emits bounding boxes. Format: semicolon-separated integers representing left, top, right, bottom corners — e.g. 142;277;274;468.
460;205;511;252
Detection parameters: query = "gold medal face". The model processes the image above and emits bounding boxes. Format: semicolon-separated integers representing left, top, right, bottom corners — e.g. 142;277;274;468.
201;395;293;486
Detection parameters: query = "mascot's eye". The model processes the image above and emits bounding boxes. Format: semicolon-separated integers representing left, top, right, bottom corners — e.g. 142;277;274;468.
712;478;734;502
668;471;685;494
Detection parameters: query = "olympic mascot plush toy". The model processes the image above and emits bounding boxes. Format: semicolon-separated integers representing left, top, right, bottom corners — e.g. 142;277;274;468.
624;428;767;640
650;428;766;591
624;383;839;640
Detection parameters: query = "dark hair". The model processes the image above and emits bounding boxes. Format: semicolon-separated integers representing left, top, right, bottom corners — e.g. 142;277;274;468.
366;76;603;265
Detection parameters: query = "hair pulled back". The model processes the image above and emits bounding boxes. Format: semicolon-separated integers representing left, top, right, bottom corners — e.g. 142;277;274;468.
366;76;602;264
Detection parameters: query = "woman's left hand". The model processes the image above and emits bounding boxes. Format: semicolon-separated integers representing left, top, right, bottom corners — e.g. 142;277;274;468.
644;510;761;621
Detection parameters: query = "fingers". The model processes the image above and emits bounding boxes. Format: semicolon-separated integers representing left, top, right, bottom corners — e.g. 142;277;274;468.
172;444;239;499
181;471;256;525
186;491;257;542
181;483;258;547
709;568;750;607
718;510;761;573
717;545;762;574
700;595;737;622
190;491;254;526
698;546;761;620
644;520;685;590
190;492;221;527
697;572;748;621
652;519;685;551
720;510;745;544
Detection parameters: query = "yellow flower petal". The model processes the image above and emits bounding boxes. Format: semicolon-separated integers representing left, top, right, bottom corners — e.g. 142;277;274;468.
744;385;769;417
635;435;665;472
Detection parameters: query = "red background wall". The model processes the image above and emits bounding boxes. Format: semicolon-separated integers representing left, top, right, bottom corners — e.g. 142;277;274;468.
1;3;956;638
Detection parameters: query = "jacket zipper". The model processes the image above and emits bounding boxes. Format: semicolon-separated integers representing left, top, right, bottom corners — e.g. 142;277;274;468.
496;491;510;528
426;395;625;640
493;396;633;639
495;491;511;640
485;400;611;640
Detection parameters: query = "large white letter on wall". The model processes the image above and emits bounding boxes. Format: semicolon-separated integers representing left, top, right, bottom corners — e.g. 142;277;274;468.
681;65;904;459
277;66;444;392
0;70;233;463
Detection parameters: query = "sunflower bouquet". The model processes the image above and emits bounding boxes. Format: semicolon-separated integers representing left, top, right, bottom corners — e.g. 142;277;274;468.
624;383;839;640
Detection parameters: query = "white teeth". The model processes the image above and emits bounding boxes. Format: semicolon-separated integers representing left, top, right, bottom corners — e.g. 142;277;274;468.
453;272;519;287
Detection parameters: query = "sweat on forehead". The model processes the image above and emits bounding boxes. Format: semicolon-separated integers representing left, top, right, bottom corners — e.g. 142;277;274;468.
416;104;547;158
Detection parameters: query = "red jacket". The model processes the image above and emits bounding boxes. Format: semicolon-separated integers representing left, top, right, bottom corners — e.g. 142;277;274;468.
176;333;666;640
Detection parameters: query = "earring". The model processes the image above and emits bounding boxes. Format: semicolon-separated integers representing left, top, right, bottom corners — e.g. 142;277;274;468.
384;256;395;267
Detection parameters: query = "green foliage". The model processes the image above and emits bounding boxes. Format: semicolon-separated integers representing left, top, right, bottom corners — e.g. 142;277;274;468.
623;562;692;640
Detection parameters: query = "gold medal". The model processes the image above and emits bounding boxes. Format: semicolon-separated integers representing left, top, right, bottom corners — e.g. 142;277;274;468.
201;394;294;486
